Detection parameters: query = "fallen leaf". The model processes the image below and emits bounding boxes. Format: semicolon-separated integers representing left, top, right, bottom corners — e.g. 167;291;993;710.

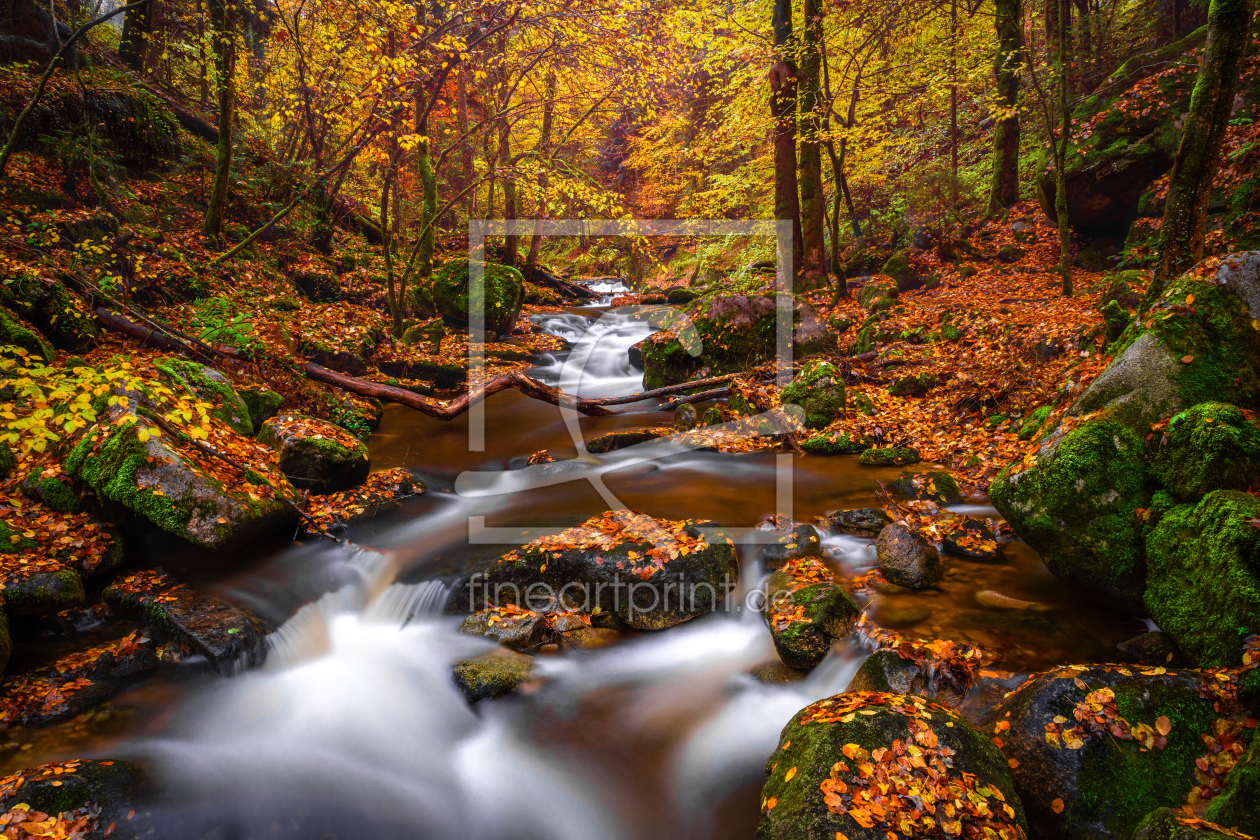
1156;716;1172;736
1181;355;1195;364
1051;798;1065;814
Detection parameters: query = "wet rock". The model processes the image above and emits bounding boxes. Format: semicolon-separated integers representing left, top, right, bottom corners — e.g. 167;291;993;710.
1135;808;1249;840
1070;252;1260;431
759;522;823;570
465;510;738;630
858;447;920;466
887;373;941;397
104;570;269;673
238;387;285;435
452;647;535;702
673;403;698;431
989;417;1150;613
941;517;1003;562
764;556;861;670
431;260;526;336
155;358;254;437
890;469;962;504
827;508;891;537
260;414;370;493
627;339;644;369
1149;402;1260;502
700;406;723;426
1145;490;1260;666
876;524;941;589
459;605;596;651
64;381;300;553
2;568;84;617
759;693;1027;840
1116;631;1190;668
585;429;665;454
846;649;928;694
750;661;808;685
781;361;845;430
299;468;420;537
0;759;142;830
801;432;866;455
982;664;1250;840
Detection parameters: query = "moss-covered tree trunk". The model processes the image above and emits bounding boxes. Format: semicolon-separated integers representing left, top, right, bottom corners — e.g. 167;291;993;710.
415;95;436;281
118;0;155;71
202;0;236;242
987;0;1023;214
797;0;827;289
1148;0;1256;304
771;0;803;276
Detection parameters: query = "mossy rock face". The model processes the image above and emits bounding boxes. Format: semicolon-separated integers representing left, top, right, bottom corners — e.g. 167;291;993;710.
1071;253;1260;432
21;468;81;513
2;567;84;616
879;254;920;291
452;648;535;702
1144;490;1260;667
238;387;285;435
856;276;899;309
890;469;963;504
0;305;54;362
801;433;866;455
64;390;300;553
763;576;861;670
463;512;738;631
846;650;928;695
431;260;526;336
155;358;254;437
1204;735;1260;835
259;415;370;493
981;664;1244;840
781;361;845;430
0;759;141;828
1149;402;1260;502
858;447;920;466
0;276;97;352
1018;406;1053;441
759;693;1026;840
0;442;15;480
1102;299;1132;343
989;418;1150;613
1136;809;1245;840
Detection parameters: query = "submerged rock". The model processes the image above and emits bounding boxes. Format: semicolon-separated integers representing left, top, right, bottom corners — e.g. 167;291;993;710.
1145;490;1260;666
463;510;738;630
989;417;1150;613
876;524;941;590
104;570;269;673
982;663;1253;840
758;693;1027;840
452;647;535;702
763;556;860;670
260;414;370;493
827;507;892;537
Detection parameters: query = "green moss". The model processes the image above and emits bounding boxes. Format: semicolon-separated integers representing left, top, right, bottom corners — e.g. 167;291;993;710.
3;568;85;615
857;276;898;309
781;361;845;430
155;359;253;436
641;298;779;389
0;442;14;480
1018;406;1053;440
238;387;284;435
989;418;1151;612
1150;402;1260;501
801;433;865;455
0;306;54;362
21;471;81;513
1204;736;1260;835
1136;808;1239;840
432;260;526;335
1145;490;1260;666
452;649;535;702
858;447;920;466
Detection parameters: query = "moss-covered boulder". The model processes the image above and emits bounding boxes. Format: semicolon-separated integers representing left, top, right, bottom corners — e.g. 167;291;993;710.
879;253;921;292
758;692;1027;840
760;521;823;570
1;566;83;616
982;664;1252;840
155;358;253;437
21;467;81;513
65;383;300;553
989;418;1151;613
1071;253;1260;431
858;447;920;466
781;361;845;430
104;569;269;673
585;429;666;454
0;276;97;352
1135;809;1249;840
856;276;899;309
259;414;370;493
1149;403;1260;502
462;510;738;630
1203;735;1260;836
1145;491;1260;667
452;647;535;702
890;469;963;504
763;556;860;670
292;269;341;302
0;305;54;362
431;260;526;336
1018;406;1054;440
0;442;15;480
0;759;142;830
1035;27;1207;238
238;387;285;435
801;432;866;455
846;649;930;695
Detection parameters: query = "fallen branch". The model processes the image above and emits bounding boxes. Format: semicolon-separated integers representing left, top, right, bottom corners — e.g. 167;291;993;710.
584;373;744;406
304;363;613;418
658;386;732;411
528;266;598;300
94;307;231;361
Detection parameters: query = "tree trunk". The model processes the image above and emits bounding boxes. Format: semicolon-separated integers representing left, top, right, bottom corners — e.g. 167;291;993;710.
499;114;516;267
457;65;474;217
988;0;1023;214
950;0;959;206
118;0;154;70
1056;0;1072;296
415;95;436;280
771;0;803;275
201;0;236;241
525;68;556;278
1149;0;1256;301
797;0;827;288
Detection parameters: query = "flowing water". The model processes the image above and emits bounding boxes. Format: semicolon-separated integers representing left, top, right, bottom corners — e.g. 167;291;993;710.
14;282;1149;839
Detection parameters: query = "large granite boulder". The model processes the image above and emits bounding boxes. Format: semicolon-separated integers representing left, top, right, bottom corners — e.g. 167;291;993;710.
431;260;526;336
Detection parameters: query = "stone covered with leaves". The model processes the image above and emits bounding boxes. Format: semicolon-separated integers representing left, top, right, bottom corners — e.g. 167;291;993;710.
763;555;860;670
259;414;371;492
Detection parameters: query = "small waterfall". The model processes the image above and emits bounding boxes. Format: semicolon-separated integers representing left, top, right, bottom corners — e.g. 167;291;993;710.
530;309;655;400
365;580;451;625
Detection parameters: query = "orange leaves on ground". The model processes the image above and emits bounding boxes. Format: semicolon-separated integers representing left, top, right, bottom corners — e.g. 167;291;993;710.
502;509;708;578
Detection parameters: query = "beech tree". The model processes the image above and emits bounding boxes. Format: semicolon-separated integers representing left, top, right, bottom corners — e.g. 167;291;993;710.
987;0;1023;214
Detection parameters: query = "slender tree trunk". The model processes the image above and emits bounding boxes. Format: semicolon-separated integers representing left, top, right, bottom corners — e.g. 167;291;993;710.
950;0;959;206
771;0;803;274
197;0;208;109
119;0;154;70
415;95;436;279
1056;0;1072;296
525;68;556;278
458;65;474;216
1148;0;1256;303
988;0;1024;214
202;0;236;241
797;0;827;288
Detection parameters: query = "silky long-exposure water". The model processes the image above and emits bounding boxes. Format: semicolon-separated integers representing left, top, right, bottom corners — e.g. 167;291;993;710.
13;285;1149;839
